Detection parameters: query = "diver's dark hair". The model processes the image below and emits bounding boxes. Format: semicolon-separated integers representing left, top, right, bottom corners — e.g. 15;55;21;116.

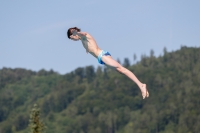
67;27;81;39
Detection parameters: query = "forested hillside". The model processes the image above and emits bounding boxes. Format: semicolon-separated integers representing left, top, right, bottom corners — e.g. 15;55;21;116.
0;47;200;133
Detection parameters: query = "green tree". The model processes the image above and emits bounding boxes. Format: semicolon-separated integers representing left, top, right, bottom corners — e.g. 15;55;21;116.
133;53;137;63
85;65;95;82
117;58;121;64
163;47;167;55
74;67;85;78
123;58;130;68
150;49;154;57
29;104;46;133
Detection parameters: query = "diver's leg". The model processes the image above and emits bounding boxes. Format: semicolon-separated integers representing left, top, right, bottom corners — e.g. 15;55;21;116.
102;56;149;99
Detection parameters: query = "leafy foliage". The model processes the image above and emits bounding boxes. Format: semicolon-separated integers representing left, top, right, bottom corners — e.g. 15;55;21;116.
0;46;200;133
28;104;46;133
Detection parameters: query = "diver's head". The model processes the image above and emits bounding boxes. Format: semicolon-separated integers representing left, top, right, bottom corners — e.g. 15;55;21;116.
67;27;81;39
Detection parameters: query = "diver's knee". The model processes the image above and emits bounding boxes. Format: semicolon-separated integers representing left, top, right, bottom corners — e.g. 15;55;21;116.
116;66;126;74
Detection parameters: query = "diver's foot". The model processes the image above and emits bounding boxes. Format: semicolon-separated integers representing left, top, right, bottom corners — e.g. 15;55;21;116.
140;84;149;99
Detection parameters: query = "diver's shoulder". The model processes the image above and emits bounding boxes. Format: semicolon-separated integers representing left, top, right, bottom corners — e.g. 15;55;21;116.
84;32;91;36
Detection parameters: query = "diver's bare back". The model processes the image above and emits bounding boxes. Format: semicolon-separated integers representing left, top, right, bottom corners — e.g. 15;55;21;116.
80;32;102;58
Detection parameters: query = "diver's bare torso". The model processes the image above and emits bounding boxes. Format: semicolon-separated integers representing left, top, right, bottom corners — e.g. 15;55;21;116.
80;33;102;58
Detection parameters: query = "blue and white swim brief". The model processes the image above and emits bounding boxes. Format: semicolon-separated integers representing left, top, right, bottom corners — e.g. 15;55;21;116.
97;50;111;65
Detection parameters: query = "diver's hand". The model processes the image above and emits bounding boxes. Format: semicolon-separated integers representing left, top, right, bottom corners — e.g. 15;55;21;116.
72;29;78;35
70;35;79;41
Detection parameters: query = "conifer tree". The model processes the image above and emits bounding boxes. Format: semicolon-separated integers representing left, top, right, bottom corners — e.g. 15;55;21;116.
123;58;130;68
28;104;46;133
133;53;137;63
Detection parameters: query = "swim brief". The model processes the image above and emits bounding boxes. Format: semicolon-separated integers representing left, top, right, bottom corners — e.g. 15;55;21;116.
97;50;111;64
